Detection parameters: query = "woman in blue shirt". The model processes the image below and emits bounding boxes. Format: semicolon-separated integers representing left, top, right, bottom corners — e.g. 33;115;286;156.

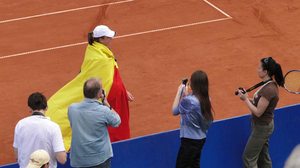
172;70;214;168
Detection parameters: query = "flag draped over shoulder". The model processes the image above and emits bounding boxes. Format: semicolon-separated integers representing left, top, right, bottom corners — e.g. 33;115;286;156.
46;42;130;150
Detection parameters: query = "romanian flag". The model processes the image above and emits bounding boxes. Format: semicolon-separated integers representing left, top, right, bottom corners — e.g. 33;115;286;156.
46;42;130;150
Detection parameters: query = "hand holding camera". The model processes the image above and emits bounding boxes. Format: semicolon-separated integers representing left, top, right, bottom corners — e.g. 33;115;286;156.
235;87;249;101
234;87;246;95
101;90;109;105
101;90;114;110
178;78;189;98
182;78;188;86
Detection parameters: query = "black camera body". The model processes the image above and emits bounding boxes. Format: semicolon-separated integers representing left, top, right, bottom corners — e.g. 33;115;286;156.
101;90;106;103
182;78;188;86
235;87;246;95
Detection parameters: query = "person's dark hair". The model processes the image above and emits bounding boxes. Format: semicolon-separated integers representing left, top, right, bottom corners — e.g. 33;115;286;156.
88;32;101;45
41;162;49;168
83;78;101;99
190;70;214;121
261;57;284;87
27;92;48;110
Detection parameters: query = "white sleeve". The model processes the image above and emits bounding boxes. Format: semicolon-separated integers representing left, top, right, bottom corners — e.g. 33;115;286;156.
52;124;65;153
284;145;300;168
13;123;19;149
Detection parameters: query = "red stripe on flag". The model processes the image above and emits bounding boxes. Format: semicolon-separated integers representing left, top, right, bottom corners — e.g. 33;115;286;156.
107;66;130;141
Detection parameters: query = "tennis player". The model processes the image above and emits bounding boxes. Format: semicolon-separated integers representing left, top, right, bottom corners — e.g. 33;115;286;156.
237;57;284;168
85;25;133;141
47;25;133;149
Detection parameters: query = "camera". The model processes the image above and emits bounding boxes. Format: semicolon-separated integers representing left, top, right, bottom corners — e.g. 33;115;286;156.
101;90;106;103
235;87;246;95
182;78;188;86
102;90;106;98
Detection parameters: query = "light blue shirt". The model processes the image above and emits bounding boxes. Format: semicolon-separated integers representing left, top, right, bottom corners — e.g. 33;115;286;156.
173;95;211;140
68;98;121;167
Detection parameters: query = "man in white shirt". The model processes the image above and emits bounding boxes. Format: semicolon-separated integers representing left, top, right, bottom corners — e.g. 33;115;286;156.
285;145;300;168
13;92;66;168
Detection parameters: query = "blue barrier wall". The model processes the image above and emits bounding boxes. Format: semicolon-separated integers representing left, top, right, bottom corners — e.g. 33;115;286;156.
2;104;300;168
202;103;300;168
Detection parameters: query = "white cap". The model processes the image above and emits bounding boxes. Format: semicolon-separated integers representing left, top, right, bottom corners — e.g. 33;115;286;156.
26;150;50;168
93;25;115;38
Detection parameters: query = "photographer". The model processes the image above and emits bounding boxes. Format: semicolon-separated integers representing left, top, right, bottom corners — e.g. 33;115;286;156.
68;78;121;168
237;57;284;168
172;70;214;168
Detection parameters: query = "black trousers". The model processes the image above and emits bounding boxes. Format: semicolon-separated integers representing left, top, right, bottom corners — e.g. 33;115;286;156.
176;138;206;168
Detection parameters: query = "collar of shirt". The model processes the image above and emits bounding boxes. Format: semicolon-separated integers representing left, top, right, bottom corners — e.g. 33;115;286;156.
83;98;102;104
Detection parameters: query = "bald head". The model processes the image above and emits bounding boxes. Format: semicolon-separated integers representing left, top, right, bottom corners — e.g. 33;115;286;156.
83;78;102;99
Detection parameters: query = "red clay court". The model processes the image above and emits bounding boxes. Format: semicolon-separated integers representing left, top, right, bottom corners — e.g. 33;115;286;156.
0;0;300;164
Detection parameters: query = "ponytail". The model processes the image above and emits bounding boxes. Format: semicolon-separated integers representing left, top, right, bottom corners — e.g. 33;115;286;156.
88;32;94;45
274;63;284;87
261;57;285;87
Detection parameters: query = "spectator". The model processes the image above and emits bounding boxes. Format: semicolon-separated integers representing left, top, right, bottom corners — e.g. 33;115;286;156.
172;70;214;168
284;145;300;168
26;150;50;168
237;57;284;168
68;78;121;168
13;92;66;168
